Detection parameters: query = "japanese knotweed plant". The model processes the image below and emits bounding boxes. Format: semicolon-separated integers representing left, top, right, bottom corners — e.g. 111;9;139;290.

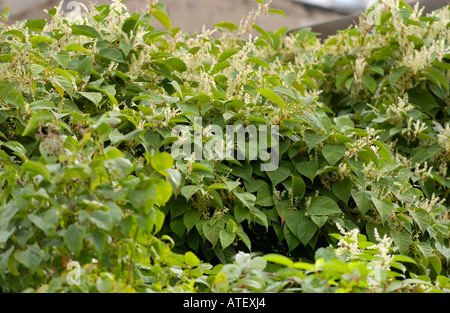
0;0;449;292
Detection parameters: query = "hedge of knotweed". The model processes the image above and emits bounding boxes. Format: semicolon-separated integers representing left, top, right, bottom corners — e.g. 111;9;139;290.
0;0;449;292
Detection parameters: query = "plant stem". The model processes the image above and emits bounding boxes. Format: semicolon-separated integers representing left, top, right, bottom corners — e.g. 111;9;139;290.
127;226;139;285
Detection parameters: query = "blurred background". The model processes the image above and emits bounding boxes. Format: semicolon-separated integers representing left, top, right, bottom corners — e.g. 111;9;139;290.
0;0;377;33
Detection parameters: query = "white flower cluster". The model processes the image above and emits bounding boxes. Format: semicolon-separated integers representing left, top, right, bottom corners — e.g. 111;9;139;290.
414;161;434;181
345;128;380;159
335;223;394;280
354;57;367;85
385;94;414;127
405;117;428;139
406;193;445;213
437;123;450;154
238;0;272;37
127;44;159;78
224;35;257;98
370;228;394;271
361;162;386;182
335;223;362;259
400;39;450;75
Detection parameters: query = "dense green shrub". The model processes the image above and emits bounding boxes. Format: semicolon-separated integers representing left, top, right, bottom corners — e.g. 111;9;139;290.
0;0;449;292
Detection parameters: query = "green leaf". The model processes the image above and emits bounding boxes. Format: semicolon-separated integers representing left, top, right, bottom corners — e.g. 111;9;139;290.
203;219;224;247
151;62;172;80
3;30;24;41
236;225;251;251
79;91;102;106
89;211;113;232
336;69;354;88
183;210;202;233
352;189;373;216
65;44;89;53
150;9;171;30
14;244;43;274
436;242;450;264
297;211;318;245
256;183;274;207
392;255;416;265
181;185;203;201
151;178;172;207
372;198;395;223
29;100;57;111
292;176;306;203
286;209;302;237
304;129;329;152
256;88;284;108
219;229;235;249
54;75;74;97
0;228;15;247
0;202;18;230
24;19;47;31
151;151;174;174
410;145;442;165
322;143;346;166
252;208;268;230
76;56;93;77
185;251;200;268
284;225;300;251
430;255;442;275
22;110;54;136
389;66;409;86
52;51;70;69
64;224;86;254
416;242;433;259
98;48;125;63
248;56;270;69
0;247;14;276
268;8;286;17
332;178;352;204
296;160;318;182
71;25;102;39
252;24;274;47
122;14;139;36
214;22;239;32
3;141;27;158
391;230;411;254
21;160;52;182
218;48;238;63
170;215;185;238
266;166;291;187
164;58;187;72
233;191;256;209
425;67;448;90
109;129;141;144
263;254;293;267
397;7;411;23
308;197;342;216
409;208;430;233
88;230;107;255
362;75;377;93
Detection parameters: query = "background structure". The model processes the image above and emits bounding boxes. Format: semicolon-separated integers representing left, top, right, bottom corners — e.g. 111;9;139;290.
1;0;345;33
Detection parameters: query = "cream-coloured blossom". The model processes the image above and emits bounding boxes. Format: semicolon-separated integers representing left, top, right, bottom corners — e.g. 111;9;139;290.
354;57;367;84
414;161;434;180
400;39;450;74
385;94;414;126
238;0;272;37
437;124;450;154
335;224;362;259
369;228;394;270
345;128;380;159
405;118;428;139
